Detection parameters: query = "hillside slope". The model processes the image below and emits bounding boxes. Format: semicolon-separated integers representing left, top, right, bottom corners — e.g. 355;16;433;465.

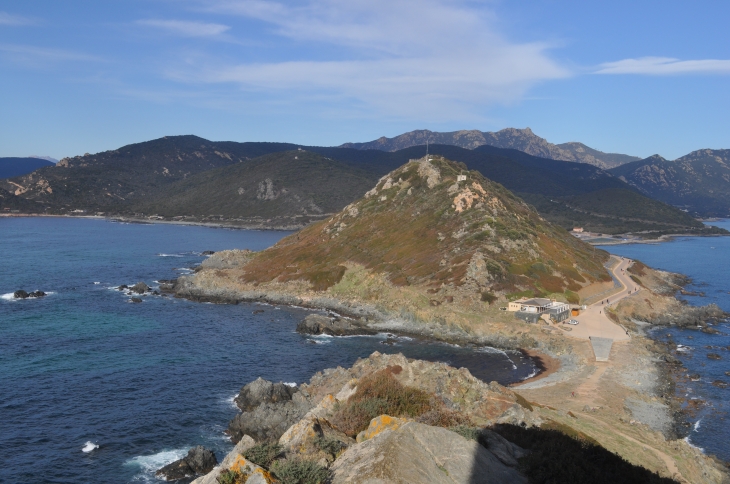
0;157;54;179
340;128;640;169
610;150;730;217
0;135;299;213
131;150;381;227
224;155;611;302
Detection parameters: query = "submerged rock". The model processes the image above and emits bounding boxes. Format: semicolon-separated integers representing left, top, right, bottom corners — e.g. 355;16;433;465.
156;445;217;481
131;282;150;294
130;297;143;303
707;353;722;360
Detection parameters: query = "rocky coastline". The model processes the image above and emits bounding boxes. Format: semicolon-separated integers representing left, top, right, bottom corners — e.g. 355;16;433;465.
160;252;730;482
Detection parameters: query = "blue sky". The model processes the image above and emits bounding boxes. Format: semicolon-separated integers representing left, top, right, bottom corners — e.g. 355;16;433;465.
1;0;728;160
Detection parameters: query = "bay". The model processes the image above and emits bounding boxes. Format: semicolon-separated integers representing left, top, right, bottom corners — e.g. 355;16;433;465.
0;217;535;483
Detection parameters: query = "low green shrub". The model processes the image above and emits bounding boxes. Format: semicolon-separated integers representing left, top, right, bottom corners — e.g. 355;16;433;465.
242;442;283;469
216;469;245;484
271;459;330;484
313;435;345;456
330;369;467;437
480;291;498;304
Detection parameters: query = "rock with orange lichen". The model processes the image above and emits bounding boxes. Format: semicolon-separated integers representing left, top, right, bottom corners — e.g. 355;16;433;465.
356;415;410;443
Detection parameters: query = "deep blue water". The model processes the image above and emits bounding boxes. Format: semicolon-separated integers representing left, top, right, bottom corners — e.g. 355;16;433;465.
0;218;536;484
599;220;730;463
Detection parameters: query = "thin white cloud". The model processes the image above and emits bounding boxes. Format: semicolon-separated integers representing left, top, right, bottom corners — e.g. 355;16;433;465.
0;44;102;66
137;19;230;37
171;0;569;120
596;57;730;75
0;11;37;26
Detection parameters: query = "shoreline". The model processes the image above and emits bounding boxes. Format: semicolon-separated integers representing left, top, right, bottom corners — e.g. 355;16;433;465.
0;213;309;231
3;213;728;240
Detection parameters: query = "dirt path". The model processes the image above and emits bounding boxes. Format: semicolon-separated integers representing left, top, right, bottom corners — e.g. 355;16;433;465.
562;256;636;341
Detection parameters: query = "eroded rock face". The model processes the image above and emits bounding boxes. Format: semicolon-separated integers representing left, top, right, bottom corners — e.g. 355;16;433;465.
330;421;527;484
201;249;254;270
228;380;311;443
296;314;376;337
235;377;298;412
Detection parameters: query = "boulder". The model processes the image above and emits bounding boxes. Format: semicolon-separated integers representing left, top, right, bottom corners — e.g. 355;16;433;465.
707;353;721;360
296;314;375;336
13;290;29;299
131;282;150;294
191;436;256;484
235;377;298;412
711;380;728;389
158;280;176;292
476;428;528;468
201;250;215;255
117;284;128;290
130;297;143;303
156;446;218;481
29;290;46;298
228;399;311;443
330;421;527;484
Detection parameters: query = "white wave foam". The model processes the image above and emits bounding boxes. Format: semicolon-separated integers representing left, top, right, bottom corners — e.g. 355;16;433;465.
93;282;101;285
125;448;189;473
82;441;99;453
308;338;331;344
1;291;55;301
683;436;704;452
224;394;238;410
157;253;184;257
522;368;539;380
283;382;297;387
693;419;702;431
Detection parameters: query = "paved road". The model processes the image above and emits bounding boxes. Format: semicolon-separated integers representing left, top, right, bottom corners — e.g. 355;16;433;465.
562;256;639;342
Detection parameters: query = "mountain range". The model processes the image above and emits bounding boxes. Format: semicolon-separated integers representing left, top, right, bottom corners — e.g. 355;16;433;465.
610;149;730;217
0;133;726;236
0;157;55;179
340;128;641;169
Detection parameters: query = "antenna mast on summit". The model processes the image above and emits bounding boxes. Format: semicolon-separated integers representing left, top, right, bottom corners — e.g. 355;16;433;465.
426;140;429;158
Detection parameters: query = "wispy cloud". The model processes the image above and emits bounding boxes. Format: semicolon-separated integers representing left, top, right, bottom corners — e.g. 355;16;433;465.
596;57;730;75
0;11;37;26
0;44;102;67
136;19;231;37
171;0;569;120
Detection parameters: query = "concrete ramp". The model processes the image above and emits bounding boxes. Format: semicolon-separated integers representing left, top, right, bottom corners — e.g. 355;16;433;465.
589;337;613;362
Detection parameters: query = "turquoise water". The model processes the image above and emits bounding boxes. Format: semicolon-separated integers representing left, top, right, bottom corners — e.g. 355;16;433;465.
599;220;730;463
0;218;536;483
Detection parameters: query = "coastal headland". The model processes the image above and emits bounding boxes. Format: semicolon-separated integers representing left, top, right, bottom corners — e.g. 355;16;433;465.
169;156;728;483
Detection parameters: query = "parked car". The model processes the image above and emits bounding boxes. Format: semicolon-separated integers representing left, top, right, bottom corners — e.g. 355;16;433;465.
566;319;579;325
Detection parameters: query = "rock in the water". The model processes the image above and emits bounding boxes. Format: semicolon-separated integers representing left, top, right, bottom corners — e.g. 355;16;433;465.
191;436;256;484
201;250;215;255
725;371;730;377
29;290;46;298
131;282;150;294
117;284;128;290
330;421;527;484
158;279;176;292
711;380;728;388
156;446;218;481
235;377;298;412
296;314;375;336
707;353;721;360
13;290;29;299
130;297;143;303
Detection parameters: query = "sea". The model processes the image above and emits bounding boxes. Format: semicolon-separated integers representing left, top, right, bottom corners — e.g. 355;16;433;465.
598;219;730;463
0;217;538;484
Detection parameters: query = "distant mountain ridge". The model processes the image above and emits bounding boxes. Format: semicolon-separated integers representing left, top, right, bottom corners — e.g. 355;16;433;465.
0;135;720;235
340;128;641;169
610;149;730;217
0;157;55;179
